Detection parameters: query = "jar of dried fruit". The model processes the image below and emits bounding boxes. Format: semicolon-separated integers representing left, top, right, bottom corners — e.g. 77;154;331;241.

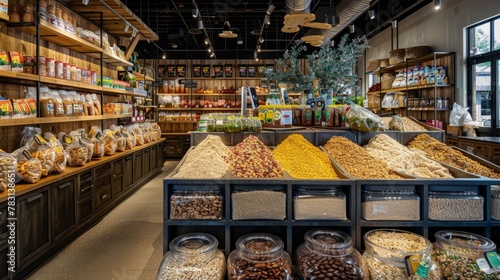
363;229;441;280
227;233;293;280
156;233;225;280
432;230;499;279
297;229;369;279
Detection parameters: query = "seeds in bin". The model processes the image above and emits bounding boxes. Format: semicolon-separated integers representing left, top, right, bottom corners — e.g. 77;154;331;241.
170;192;223;219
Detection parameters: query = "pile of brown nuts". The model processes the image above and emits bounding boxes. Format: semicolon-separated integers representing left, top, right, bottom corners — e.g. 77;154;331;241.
297;252;365;279
229;257;292;280
170;191;223;219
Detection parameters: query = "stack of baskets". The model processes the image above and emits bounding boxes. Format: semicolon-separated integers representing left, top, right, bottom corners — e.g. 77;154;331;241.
404;46;431;61
389;49;405;65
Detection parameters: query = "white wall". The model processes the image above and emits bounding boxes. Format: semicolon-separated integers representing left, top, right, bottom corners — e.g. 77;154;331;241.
363;0;500;105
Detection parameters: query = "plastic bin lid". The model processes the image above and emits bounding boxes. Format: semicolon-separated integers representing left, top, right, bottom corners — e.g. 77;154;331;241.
363;185;416;192
429;185;478;192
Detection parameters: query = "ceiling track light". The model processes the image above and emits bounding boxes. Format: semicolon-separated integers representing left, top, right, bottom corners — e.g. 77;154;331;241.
368;10;375;20
82;0;89;5
131;28;138;37
434;0;441;10
264;15;271;26
210;53;215;58
392;20;398;29
123;24;130;32
349;25;355;33
162;52;166;60
198;18;204;29
192;8;199;18
204;38;209;45
208;48;212;53
266;4;275;15
257;45;261;52
258;37;264;44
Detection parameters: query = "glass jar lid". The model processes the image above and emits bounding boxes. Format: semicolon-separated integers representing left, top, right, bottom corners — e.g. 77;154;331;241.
304;229;353;257
236;233;284;262
170;233;218;257
434;230;496;257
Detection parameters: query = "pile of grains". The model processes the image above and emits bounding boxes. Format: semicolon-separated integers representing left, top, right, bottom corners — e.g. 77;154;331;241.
408;134;500;179
156;249;225;280
364;134;453;178
273;134;338;179
232;190;286;220
323;136;401;179
381;116;427;131
226;135;283;178
173;135;230;179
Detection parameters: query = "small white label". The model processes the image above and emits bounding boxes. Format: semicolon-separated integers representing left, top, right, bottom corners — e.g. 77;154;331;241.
216;120;223;125
476;258;493;274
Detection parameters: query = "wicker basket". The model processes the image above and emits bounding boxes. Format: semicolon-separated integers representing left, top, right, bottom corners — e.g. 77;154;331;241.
380;58;390;68
404;46;431;61
367;92;381;108
389;49;405;65
367;59;380;72
381;73;396;90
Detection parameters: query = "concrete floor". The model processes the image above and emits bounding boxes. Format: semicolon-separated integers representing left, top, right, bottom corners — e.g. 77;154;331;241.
28;161;179;280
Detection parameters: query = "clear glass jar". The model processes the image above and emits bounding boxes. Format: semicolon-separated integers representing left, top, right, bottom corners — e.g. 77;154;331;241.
432;230;499;279
227;233;293;280
170;189;223;220
253;117;262;133
363;229;441;280
293;187;346;220
297;229;369;279
492;186;500;220
156;233;225;280
428;186;484;221
362;186;420;221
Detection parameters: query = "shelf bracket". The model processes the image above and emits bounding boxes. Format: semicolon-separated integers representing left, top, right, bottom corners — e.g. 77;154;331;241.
124;33;142;62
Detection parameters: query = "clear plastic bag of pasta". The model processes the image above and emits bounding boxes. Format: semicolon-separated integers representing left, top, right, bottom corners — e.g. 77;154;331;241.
25;134;56;177
91;132;105;158
129;124;144;146
70;129;94;162
123;128;136;150
20;126;42;147
102;129;117;156
13;148;42;184
0;150;16;191
141;123;152;143
65;138;88;167
44;132;67;173
346;103;385;132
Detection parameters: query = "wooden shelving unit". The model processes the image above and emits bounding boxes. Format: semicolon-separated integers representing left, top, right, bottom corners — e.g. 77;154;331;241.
0;13;8;21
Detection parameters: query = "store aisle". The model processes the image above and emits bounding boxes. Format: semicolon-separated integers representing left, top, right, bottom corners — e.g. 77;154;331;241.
28;161;179;280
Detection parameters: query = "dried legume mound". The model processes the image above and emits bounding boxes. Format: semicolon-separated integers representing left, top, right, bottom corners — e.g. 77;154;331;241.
323;136;401;179
226;135;283;178
274;134;338;179
173;135;230;179
408;133;500;179
364;134;453;178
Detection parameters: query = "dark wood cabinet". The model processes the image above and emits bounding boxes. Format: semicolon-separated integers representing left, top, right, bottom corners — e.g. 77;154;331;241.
17;188;50;266
150;145;157;170
93;167;111;211
123;155;134;189
133;151;143;182
143;147;151;175
111;159;123;197
51;177;76;241
0;202;7;245
0;244;9;280
157;142;165;168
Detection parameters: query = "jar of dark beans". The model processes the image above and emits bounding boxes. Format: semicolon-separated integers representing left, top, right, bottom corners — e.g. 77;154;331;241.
227;233;293;280
296;229;369;280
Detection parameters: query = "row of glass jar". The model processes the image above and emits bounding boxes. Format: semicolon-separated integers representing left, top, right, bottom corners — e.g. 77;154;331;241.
407;97;450;109
157;229;500;280
199;115;263;133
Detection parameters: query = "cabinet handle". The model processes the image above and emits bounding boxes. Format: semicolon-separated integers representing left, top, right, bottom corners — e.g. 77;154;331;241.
145;150;150;153
81;185;92;193
101;194;108;200
58;182;71;190
27;193;43;203
126;156;133;160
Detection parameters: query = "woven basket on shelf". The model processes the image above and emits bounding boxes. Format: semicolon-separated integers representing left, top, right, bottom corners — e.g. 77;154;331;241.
380;58;390;68
367;59;381;72
404;46;431;61
367;92;381;108
389;49;405;65
381;73;396;90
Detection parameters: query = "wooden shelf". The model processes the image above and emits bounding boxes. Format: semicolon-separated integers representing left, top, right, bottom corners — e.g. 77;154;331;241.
103;114;133;119
40;76;103;91
0;114;126;126
0;13;8;22
407;107;449;111
195;108;240;111
0;117;40;126
102;87;130;96
0;69;39;81
191;93;239;97
379;83;452;94
158;121;198;124
157;93;191;96
12;20;132;67
39;115;104;123
133;71;154;82
158;108;192;111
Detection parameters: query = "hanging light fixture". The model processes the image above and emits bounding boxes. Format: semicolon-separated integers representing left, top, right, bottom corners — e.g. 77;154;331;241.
131;28;138;37
434;0;441;10
198;18;204;29
162;52;166;59
204;38;209;45
192;8;199;18
368;10;375;20
258;37;264;44
349;25;355;33
264;15;271;26
266;4;275;15
257;45;261;52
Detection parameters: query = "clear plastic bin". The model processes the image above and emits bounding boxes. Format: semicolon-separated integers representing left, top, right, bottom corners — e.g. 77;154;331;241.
293;187;346;220
492;186;500;220
428;186;484;221
170;189;223;220
362;186;420;221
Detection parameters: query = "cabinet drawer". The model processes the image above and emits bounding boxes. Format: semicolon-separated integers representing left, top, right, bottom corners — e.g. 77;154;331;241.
94;176;111;190
94;163;111;179
134;152;143;182
94;185;112;210
157;143;165;168
143;148;151;175
474;143;491;161
51;178;76;240
78;171;93;197
165;140;183;158
151;145;157;170
78;198;93;223
112;159;122;176
123;155;134;189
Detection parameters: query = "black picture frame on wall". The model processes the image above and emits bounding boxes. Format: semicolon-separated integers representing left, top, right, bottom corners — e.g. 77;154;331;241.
225;64;233;77
167;65;175;77
213;65;223;77
202;65;211;77
247;65;256;77
257;65;266;77
176;65;186;77
193;65;201;77
238;65;246;77
158;65;166;77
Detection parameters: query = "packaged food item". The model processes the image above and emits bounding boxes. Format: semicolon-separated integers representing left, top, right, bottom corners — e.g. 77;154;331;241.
11;99;30;118
433;231;499;279
55;60;63;79
151;122;162;141
37;55;46;76
23;56;35;74
65;138;88;166
91;93;101;115
141;124;152;143
46;58;55;77
0;151;16;192
102;129;117;156
293;187;346;220
25;135;56;177
110;125;126;152
70;129;94;162
13;149;42;184
0;98;13;119
122;127;136;149
40;87;55;117
296;229;369;279
362;186;420;221
44;132;67;173
68;91;83;116
20;127;42;147
347;104;384;132
91;133;104;158
363;229;441;280
25;87;38;115
227;234;293;280
58;90;73;116
157;233;225;280
84;94;95;115
51;90;65;117
0;50;11;70
9;51;23;72
132;124;144;146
